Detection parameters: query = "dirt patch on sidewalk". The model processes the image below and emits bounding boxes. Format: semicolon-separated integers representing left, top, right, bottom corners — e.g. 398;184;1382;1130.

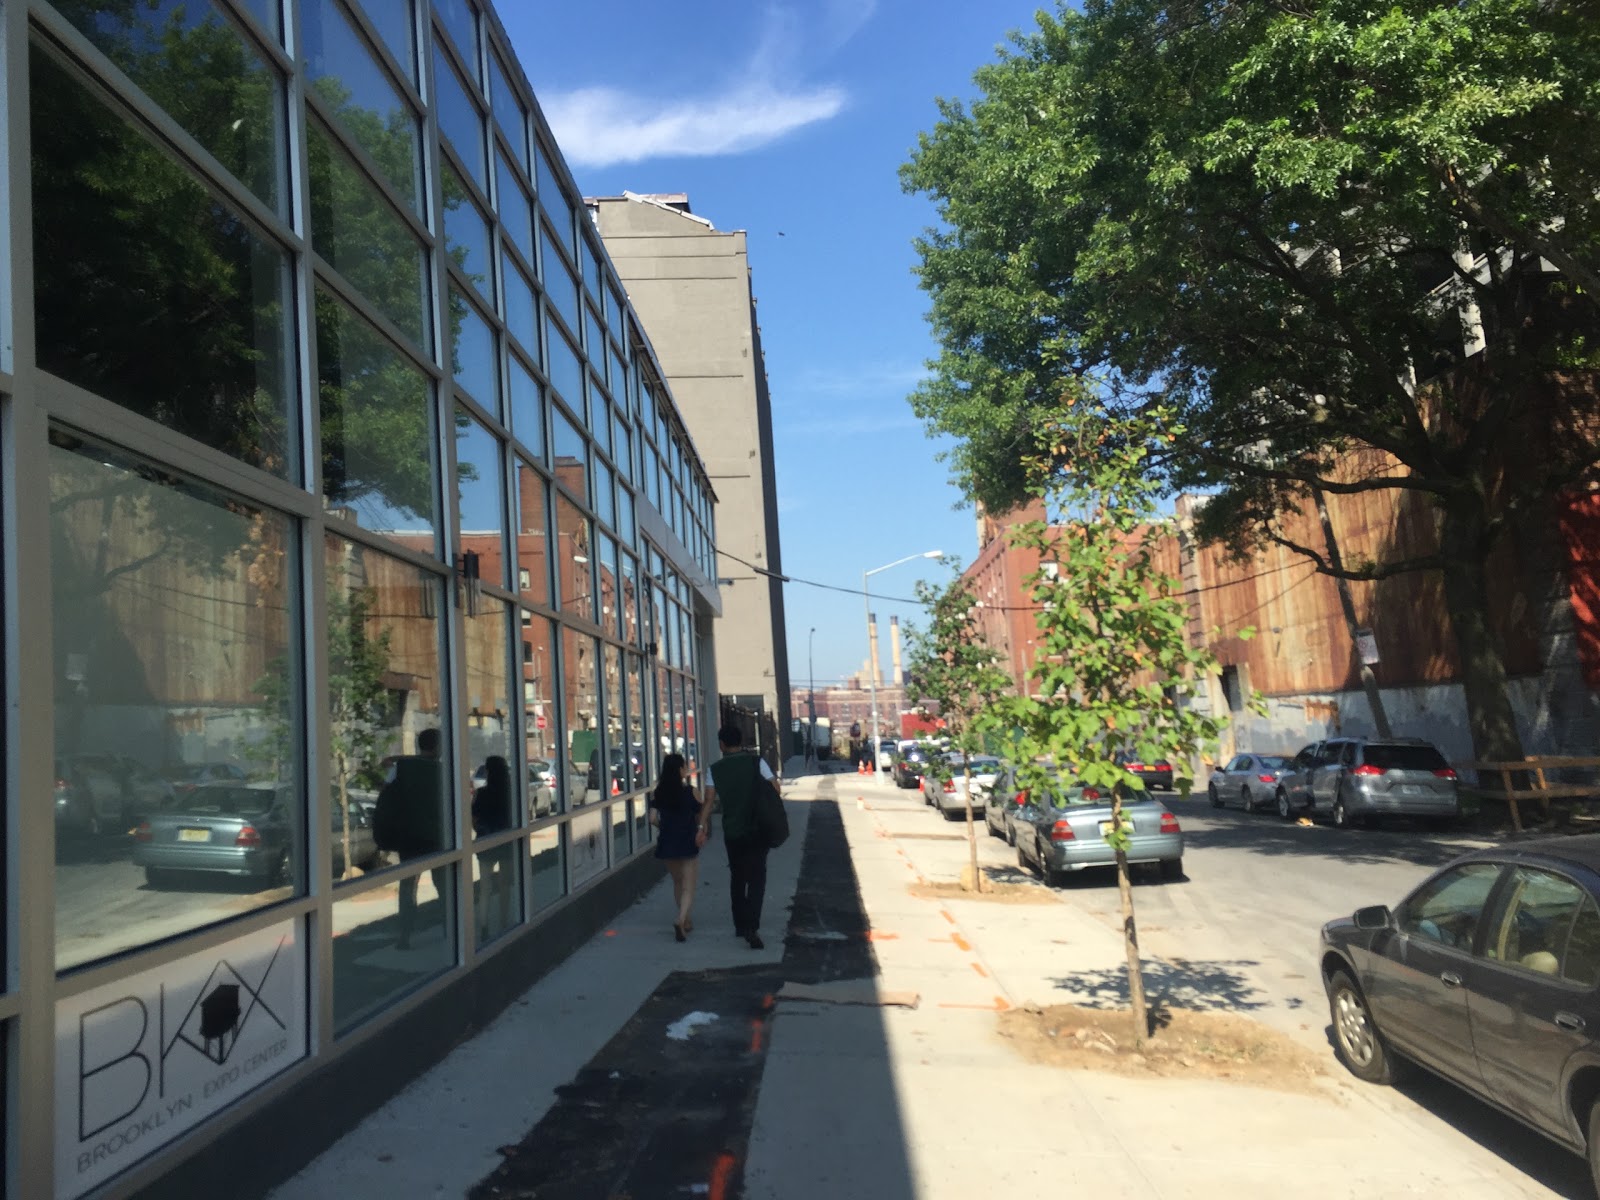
909;881;1058;905
999;1004;1327;1093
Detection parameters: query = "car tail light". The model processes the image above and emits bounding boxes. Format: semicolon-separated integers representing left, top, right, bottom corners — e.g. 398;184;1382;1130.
1126;763;1145;772
1258;774;1276;784
1082;788;1101;801
54;777;68;791
1050;820;1076;843
1014;790;1029;806
1351;764;1385;777
133;821;152;843
1433;767;1458;780
943;778;955;793
1159;812;1181;834
235;825;261;847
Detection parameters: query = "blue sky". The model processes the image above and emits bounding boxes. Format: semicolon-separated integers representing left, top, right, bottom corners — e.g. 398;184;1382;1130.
504;0;1050;690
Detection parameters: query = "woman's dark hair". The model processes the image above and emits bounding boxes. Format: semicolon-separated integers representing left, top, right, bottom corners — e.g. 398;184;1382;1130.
483;755;511;793
654;753;686;808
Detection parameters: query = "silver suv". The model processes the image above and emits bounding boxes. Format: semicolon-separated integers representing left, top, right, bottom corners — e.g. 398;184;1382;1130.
1277;737;1459;831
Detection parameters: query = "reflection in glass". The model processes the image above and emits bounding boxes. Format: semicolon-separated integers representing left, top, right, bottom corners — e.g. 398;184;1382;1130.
547;323;584;419
529;824;564;913
603;642;626;794
541;226;580;336
502;252;536;357
32;49;293;477
434;0;478;79
613;417;631;482
594;461;616;531
432;43;485;190
555;495;594;623
496;152;533;267
58;0;283;209
611;801;631;862
303;0;420;209
455;409;505;583
361;0;414;81
488;49;527;172
449;288;498;411
50;435;296;971
598;536;620;638
626;652;649;789
621;554;640;645
464;602;512;805
522;612;556;814
317;289;435;538
656;665;674;762
442;162;491;297
308;118;427;348
563;628;600;810
509;357;545;458
473;831;521;948
333;864;456;1031
515;461;550;608
325;535;449;886
536;142;575;258
617;487;636;547
552;403;587;502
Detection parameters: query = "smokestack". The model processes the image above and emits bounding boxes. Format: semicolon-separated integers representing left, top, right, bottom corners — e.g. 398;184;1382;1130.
890;616;904;686
867;613;882;688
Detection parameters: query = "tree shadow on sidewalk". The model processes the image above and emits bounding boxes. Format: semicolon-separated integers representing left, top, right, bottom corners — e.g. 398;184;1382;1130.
1048;958;1273;1016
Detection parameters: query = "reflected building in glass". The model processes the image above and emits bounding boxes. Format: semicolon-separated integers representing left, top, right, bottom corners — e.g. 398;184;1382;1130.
0;2;720;1195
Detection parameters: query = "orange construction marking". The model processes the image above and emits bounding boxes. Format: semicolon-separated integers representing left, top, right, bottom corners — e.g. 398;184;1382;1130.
951;933;972;952
940;910;956;925
760;993;776;1010
971;962;989;978
866;931;899;942
604;930;617;937
938;997;1011;1012
749;1020;765;1054
708;1152;738;1200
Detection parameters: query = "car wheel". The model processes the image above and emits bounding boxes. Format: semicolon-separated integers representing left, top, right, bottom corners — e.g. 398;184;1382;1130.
1240;787;1253;814
1005;821;1016;847
1160;858;1184;882
986;814;1000;839
1276;789;1293;821
269;848;291;886
1585;1102;1600;1198
1208;783;1222;808
1327;969;1403;1084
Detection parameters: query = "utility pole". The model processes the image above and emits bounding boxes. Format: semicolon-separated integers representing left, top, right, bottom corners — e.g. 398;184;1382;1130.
1312;484;1393;738
807;627;817;769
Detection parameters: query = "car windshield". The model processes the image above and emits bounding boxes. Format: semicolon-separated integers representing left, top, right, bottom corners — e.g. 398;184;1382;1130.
186;786;279;817
969;757;1001;771
1258;755;1290;769
1364;744;1449;771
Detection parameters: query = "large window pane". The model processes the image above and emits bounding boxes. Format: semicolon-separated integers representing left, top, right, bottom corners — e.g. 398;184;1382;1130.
455;409;505;584
51;435;297;971
562;629;600;809
535;141;574;258
522;612;556;813
361;0;415;83
442;161;491;299
509;356;545;459
308;118;427;348
432;43;485;190
541;226;580;336
603;643;628;793
488;49;526;170
621;554;640;645
502;251;536;358
449;287;498;412
555;494;594;622
465;602;513;830
594;461;615;531
325;537;449;884
598;535;620;637
333;864;456;1030
317;289;435;539
627;653;649;788
496;151;533;268
546;323;584;419
529;825;563;912
434;0;478;80
304;0;420;209
59;0;284;209
515;460;550;608
552;403;588;503
32;49;293;478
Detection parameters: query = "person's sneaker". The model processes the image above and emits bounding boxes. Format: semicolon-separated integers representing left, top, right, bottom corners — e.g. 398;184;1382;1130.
745;932;764;950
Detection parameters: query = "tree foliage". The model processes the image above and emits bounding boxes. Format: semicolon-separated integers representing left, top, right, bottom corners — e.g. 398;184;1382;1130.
903;0;1600;760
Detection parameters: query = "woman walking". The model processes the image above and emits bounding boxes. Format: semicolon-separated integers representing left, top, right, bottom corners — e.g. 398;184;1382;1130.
650;753;708;941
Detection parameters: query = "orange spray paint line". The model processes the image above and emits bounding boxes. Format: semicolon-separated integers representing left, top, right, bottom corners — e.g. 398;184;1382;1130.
709;1152;738;1200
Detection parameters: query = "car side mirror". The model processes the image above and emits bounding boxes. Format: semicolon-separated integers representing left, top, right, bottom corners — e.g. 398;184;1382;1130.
1353;904;1392;930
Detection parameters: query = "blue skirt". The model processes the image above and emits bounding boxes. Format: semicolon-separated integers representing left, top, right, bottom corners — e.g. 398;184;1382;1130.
654;809;701;860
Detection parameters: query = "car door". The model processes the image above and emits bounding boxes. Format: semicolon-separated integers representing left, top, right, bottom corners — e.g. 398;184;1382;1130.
1285;744;1321;806
1469;867;1600;1138
1216;755;1243;793
1310;742;1350;812
1363;861;1504;1084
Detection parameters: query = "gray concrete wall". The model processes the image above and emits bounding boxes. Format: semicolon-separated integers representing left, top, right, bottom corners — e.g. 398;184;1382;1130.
594;198;791;741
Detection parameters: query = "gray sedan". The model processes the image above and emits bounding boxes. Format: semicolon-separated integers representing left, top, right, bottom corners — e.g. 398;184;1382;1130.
1207;752;1293;813
1013;783;1184;885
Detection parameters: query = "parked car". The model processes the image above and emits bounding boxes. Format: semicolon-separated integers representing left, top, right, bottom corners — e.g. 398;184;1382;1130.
54;753;175;836
893;746;932;789
876;739;899;771
923;753;990;819
472;758;556;818
1207;753;1293;813
984;773;1034;842
1277;737;1459;829
1114;751;1174;791
999;768;1184;884
1320;837;1600;1186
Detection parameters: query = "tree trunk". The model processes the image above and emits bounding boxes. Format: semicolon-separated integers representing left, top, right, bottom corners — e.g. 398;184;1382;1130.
1438;499;1527;763
962;754;985;893
1112;792;1148;1048
338;763;353;882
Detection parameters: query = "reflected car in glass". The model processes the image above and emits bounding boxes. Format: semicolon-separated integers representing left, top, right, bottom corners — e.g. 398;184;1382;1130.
893;746;932;789
474;757;556;818
168;761;249;797
133;782;296;888
991;769;1184;883
54;753;175;837
1113;751;1174;791
1279;737;1459;830
1320;838;1600;1190
1207;753;1292;813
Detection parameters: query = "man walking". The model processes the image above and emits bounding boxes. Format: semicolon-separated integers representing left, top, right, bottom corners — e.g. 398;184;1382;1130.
701;725;779;949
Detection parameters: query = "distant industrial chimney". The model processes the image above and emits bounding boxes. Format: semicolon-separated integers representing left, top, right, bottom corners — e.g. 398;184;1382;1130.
867;613;882;688
890;616;904;686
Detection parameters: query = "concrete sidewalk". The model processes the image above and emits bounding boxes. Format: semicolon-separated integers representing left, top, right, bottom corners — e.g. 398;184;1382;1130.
745;774;1568;1199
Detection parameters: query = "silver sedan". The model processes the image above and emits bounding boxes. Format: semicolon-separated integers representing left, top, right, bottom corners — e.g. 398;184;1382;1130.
1207;753;1293;813
1013;786;1184;884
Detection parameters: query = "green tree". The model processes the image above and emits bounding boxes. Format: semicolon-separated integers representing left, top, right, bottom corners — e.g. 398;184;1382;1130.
1001;404;1240;1048
905;566;1014;893
903;0;1600;763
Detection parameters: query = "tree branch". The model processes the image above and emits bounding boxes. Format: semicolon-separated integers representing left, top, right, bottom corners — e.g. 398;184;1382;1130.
1267;530;1444;582
1188;444;1449;496
1438;164;1600;306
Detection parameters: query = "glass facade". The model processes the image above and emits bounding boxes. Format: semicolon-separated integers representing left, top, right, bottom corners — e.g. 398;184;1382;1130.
1;2;719;1195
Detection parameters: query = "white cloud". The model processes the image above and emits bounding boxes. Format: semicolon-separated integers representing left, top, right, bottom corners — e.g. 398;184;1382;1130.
543;82;845;168
776;411;921;438
539;3;863;168
791;362;928;399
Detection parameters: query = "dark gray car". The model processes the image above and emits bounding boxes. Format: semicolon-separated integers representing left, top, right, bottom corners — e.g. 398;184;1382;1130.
1279;737;1459;829
1207;753;1292;813
1320;837;1600;1191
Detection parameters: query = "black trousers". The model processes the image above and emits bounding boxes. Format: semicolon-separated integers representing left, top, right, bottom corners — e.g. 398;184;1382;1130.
725;834;769;936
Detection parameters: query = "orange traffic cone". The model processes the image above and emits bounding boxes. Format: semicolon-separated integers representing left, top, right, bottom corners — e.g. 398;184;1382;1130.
611;779;620;796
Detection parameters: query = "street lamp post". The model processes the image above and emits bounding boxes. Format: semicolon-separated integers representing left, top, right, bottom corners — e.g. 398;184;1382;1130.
865;550;943;780
807;627;817;769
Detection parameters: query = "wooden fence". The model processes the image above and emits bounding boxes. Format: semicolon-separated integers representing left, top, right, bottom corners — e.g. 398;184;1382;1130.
1459;757;1600;832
